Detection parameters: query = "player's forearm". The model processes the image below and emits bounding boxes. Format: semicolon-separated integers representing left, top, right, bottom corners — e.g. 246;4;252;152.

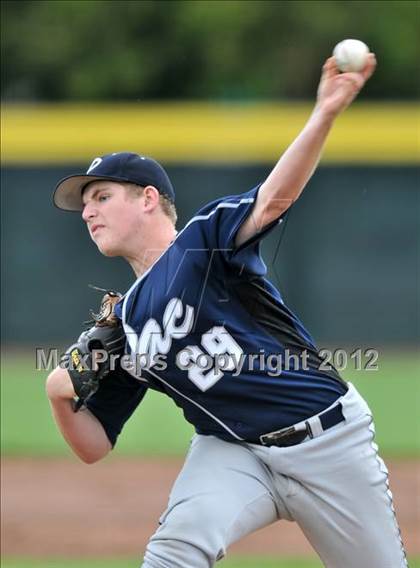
46;370;112;463
258;53;376;217
235;107;336;246
258;106;335;214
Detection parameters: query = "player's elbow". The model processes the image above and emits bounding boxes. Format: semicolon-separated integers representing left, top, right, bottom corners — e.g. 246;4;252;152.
76;450;105;465
71;423;113;464
73;441;112;465
258;181;296;218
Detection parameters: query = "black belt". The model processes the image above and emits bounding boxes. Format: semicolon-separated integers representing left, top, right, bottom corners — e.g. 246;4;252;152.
258;403;345;447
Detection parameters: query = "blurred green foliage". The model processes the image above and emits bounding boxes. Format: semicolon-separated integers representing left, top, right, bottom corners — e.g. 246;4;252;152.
1;0;418;101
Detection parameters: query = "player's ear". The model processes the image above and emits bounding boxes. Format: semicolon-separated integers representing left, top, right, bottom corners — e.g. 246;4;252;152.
142;185;160;211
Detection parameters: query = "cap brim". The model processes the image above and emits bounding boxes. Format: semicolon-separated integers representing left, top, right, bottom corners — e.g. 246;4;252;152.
53;174;133;211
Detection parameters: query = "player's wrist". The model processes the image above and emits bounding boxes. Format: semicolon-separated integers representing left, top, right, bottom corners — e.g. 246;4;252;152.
46;368;76;402
311;102;338;124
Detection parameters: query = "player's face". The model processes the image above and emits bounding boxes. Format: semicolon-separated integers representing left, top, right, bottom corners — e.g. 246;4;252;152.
81;181;144;257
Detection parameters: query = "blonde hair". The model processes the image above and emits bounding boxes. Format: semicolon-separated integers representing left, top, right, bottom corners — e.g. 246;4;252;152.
123;182;177;226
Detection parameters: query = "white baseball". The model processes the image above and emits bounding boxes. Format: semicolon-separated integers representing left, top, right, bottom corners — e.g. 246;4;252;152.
333;39;369;72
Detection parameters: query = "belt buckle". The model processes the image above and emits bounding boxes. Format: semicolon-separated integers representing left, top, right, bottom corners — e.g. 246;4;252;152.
260;425;298;446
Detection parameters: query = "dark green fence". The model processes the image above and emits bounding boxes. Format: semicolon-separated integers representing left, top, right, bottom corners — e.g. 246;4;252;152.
1;164;418;345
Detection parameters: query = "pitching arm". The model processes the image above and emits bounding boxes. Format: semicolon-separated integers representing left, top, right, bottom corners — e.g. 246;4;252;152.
235;55;376;247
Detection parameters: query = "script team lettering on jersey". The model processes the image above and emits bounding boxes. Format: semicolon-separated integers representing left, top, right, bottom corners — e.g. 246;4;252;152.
124;297;244;391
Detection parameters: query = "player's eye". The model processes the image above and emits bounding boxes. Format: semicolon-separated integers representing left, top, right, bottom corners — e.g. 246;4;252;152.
98;194;110;202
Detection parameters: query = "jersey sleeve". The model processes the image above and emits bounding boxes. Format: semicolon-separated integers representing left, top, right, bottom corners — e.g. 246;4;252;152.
86;367;148;447
188;184;286;277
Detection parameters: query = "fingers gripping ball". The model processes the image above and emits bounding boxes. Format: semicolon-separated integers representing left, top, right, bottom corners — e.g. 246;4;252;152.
61;291;125;411
333;39;369;72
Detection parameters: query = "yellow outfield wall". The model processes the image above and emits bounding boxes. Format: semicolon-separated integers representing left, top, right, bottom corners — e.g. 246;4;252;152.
1;102;419;164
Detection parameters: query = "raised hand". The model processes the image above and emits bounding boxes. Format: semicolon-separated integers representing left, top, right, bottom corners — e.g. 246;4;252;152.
315;54;376;117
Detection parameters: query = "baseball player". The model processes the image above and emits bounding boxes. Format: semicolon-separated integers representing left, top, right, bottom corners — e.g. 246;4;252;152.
46;55;407;567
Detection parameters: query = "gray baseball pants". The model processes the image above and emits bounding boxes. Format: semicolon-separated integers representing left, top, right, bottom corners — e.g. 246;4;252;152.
141;384;407;567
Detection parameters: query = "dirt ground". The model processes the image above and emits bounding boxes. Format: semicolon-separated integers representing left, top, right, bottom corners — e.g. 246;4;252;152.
2;457;419;559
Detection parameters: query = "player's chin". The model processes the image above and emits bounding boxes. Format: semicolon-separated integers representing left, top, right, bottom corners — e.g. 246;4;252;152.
95;239;122;257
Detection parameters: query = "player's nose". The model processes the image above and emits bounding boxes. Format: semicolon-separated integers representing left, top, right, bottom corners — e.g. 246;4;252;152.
81;201;97;222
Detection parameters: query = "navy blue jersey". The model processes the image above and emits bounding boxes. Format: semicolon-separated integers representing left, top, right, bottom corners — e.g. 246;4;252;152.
87;185;347;446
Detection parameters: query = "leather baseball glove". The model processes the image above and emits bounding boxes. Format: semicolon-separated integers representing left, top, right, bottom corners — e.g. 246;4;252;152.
61;290;125;411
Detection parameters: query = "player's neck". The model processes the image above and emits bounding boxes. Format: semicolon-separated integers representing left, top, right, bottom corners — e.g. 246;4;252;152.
125;221;177;277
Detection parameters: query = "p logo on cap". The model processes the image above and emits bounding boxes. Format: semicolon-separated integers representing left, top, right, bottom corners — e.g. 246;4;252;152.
87;157;102;174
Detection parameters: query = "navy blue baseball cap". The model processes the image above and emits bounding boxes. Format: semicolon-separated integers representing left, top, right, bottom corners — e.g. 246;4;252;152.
53;152;175;211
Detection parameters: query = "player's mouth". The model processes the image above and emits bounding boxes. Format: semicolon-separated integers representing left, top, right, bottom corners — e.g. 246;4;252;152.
91;224;105;236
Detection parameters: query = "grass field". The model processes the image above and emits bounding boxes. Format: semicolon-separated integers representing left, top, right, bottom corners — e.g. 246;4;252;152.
3;558;420;568
1;350;419;457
